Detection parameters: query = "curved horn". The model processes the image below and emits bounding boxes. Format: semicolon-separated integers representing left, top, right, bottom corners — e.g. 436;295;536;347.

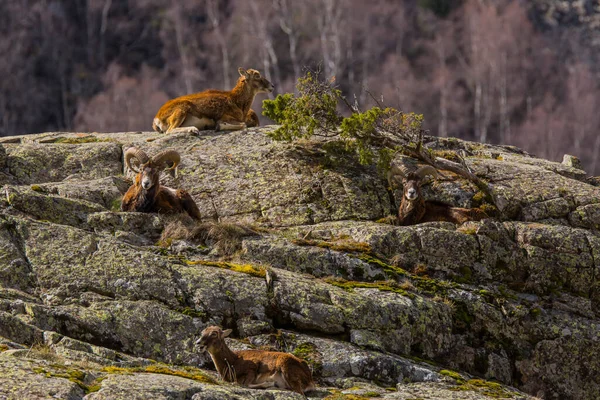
387;164;411;188
124;147;150;173
152;149;180;172
414;165;439;179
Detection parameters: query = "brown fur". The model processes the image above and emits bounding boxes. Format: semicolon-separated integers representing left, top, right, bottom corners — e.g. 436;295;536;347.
395;171;487;226
420;201;488;224
196;326;315;395
153;109;259;132
245;109;260;127
153;68;273;133
121;161;201;220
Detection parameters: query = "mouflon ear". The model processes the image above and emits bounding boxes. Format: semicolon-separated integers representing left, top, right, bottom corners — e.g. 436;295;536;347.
238;67;247;77
222;329;233;338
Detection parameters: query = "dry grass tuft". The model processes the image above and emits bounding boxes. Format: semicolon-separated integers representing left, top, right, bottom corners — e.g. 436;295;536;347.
433;295;456;311
30;343;61;362
398;279;416;291
412;263;429;276
159;215;260;256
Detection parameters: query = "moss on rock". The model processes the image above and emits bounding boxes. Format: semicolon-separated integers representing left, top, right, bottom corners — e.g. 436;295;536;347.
184;259;267;278
101;364;216;384
54;136;113;144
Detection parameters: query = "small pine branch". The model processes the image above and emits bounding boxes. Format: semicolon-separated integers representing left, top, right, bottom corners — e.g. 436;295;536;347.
261;69;492;201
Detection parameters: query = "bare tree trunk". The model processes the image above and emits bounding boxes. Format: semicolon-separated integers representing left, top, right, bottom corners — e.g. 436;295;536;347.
99;0;112;68
173;5;193;93
346;44;354;84
474;82;482;140
329;0;342;79
60;69;71;130
468;9;490;143
207;0;230;89
275;0;300;83
318;0;343;79
359;27;370;106
499;52;509;143
481;72;493;143
240;15;251;68
43;1;70;130
317;8;332;77
591;135;600;175
0;96;7;135
85;0;94;66
265;37;281;93
249;0;281;95
436;35;448;137
439;94;448;138
574;126;584;156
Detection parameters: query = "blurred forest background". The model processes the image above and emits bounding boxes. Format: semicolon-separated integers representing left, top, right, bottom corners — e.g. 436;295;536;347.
2;0;600;172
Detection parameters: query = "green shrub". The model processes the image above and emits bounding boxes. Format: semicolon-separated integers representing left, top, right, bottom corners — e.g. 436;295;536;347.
262;70;424;172
262;70;495;209
262;72;342;141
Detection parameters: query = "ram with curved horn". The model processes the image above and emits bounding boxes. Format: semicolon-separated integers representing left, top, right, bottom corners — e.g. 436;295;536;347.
120;147;202;220
389;163;487;226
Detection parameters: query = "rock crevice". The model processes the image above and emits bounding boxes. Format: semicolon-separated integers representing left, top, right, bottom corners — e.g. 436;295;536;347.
0;128;598;399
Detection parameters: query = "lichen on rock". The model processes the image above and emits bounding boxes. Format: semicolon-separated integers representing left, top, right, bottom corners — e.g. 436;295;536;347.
0;128;596;399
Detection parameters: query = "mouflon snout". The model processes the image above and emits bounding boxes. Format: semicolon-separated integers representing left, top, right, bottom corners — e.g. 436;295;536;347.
257;77;274;94
195;326;232;353
241;68;274;94
141;176;152;190
195;337;207;352
406;186;418;200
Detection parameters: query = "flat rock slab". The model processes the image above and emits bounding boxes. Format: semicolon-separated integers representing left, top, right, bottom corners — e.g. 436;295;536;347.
387;381;537;399
0;357;85;400
4;142;122;184
0;128;597;400
86;373;206;400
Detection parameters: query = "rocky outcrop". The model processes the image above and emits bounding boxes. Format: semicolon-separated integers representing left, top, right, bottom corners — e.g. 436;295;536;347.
0;128;598;399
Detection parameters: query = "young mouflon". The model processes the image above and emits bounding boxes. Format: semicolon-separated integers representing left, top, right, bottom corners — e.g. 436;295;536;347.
388;164;487;226
153;68;273;134
196;326;315;395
